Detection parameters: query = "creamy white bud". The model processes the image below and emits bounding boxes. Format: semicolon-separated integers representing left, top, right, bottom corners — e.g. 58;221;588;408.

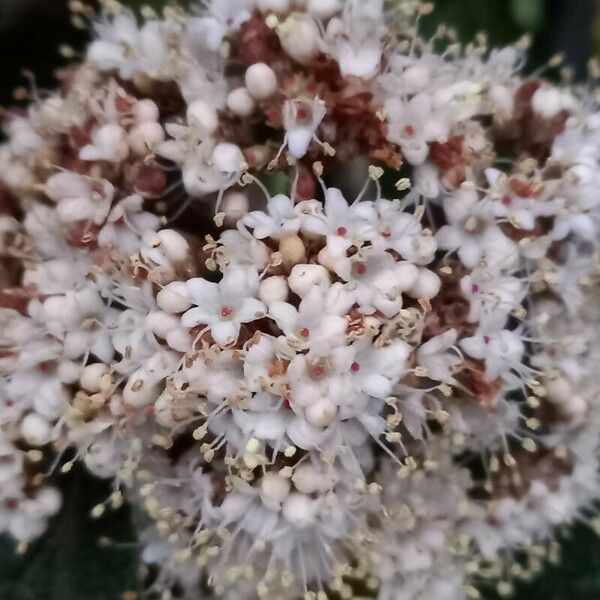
134;99;160;124
157;281;192;313
222;191;249;223
532;87;561;119
57;360;82;385
226;87;256;117
80;363;109;393
278;13;321;64
288;264;330;297
212;143;245;173
20;413;52;446
259;276;289;305
128;122;165;155
260;473;291;506
157;229;190;262
407;269;441;300
305;398;337;428
394;262;420;291
245;63;278;100
187;100;219;135
292;464;321;494
279;234;306;267
80;123;129;162
123;370;160;407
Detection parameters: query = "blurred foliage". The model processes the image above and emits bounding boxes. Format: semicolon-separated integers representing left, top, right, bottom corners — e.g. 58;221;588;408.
509;524;600;600
0;466;139;600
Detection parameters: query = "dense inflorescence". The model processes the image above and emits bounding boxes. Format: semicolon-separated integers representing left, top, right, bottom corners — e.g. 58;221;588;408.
1;1;600;598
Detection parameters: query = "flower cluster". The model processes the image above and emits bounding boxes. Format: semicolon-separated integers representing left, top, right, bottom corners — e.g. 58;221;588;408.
1;0;600;598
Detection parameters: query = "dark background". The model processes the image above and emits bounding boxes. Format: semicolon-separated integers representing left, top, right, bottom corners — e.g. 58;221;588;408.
1;1;600;599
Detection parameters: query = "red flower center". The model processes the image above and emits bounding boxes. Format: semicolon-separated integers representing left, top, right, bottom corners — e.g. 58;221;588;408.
220;306;233;318
299;327;310;338
310;365;326;379
350;362;361;373
337;226;348;236
501;195;512;206
355;263;367;275
404;125;415;137
483;335;491;344
471;284;480;294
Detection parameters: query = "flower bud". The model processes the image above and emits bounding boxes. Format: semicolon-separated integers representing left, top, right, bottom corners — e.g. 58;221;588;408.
288;264;330;298
128;122;165;155
279;234;307;268
222;191;249;224
157;281;192;313
407;269;441;300
186;100;219;135
305;398;337;428
157;229;190;262
245;63;278;100
212;143;245;173
80;363;109;393
20;413;52;446
278;14;321;65
226;87;256;117
134;99;160;124
260;472;291;506
259;276;289;305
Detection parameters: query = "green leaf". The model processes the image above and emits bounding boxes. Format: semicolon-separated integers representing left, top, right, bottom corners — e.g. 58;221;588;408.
511;524;600;599
510;0;544;31
264;172;291;197
0;466;139;600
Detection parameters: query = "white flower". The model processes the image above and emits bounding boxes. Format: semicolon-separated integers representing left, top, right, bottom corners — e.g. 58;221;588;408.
181;268;266;345
459;268;526;324
88;11;168;79
277;13;321;64
436;186;518;269
80;123;129;163
344;249;418;317
302;187;377;256
243;194;303;239
45;172;114;225
188;0;253;52
269;283;352;351
325;0;384;80
460;325;525;384
282;98;327;159
385;94;449;165
417;329;461;385
371;200;437;265
98;194;161;255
